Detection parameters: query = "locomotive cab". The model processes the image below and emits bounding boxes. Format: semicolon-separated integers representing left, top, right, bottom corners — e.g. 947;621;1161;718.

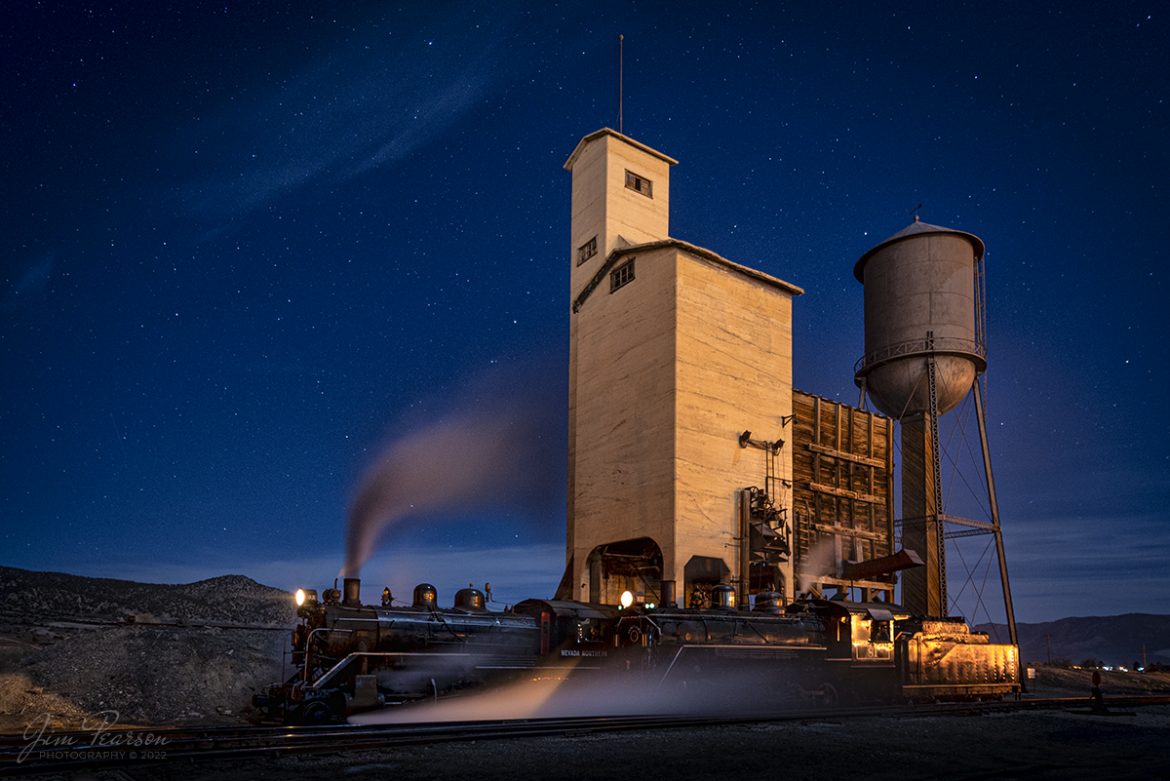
850;607;895;661
787;598;906;703
789;598;901;664
512;599;618;661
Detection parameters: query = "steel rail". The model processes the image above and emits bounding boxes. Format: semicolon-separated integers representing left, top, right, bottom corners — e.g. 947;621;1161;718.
3;695;1169;775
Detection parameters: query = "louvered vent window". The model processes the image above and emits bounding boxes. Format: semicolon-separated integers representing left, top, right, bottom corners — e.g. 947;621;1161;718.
624;170;653;198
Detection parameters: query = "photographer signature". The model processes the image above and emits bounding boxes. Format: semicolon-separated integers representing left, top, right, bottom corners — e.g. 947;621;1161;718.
19;711;171;764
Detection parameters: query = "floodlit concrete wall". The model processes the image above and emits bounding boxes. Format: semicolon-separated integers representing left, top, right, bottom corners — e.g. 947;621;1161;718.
568;245;796;602
569;245;678;601
567;132;672;302
565;129;798;606
566;131;674;590
674;251;794;598
602;136;671;252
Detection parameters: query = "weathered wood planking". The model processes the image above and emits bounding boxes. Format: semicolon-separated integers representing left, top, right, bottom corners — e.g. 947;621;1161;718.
792;390;895;587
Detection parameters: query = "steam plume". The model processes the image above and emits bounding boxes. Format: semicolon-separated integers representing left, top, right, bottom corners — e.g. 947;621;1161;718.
796;537;838;596
343;359;563;577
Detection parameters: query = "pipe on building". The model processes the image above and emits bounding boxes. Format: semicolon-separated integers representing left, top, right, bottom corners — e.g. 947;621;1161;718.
738;490;751;609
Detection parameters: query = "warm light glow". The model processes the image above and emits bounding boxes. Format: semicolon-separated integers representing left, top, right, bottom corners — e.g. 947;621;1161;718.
295;588;306;606
620;590;634;609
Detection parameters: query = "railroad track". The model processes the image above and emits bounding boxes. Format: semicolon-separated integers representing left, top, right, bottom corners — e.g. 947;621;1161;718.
3;695;1168;776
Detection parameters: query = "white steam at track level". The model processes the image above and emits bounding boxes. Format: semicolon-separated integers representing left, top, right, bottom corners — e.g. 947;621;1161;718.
350;664;822;725
343;359;564;578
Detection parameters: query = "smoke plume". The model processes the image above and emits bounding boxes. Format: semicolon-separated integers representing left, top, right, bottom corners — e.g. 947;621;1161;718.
343;359;564;577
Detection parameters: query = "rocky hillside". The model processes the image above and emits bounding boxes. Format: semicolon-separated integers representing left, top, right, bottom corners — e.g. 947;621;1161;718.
976;614;1170;668
0;566;295;626
0;567;296;732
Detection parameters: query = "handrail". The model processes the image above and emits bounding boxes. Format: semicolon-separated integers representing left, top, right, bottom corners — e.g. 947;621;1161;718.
311;651;474;690
854;336;986;376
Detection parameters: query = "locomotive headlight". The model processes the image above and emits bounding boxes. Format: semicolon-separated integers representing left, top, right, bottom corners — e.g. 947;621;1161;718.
620;590;634;609
299;588;318;606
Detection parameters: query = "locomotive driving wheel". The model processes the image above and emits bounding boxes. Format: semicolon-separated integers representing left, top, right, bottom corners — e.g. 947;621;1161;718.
301;702;332;724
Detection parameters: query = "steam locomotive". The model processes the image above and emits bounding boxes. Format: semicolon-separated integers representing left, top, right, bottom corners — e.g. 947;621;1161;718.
253;577;1019;724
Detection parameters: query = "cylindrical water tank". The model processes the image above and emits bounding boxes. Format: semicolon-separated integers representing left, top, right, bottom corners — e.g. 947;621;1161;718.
853;219;986;418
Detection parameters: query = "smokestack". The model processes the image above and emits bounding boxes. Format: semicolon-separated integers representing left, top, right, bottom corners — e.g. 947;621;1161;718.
660;579;676;608
343;577;362;608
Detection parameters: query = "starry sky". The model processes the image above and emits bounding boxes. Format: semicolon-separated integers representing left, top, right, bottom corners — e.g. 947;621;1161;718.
2;2;1166;623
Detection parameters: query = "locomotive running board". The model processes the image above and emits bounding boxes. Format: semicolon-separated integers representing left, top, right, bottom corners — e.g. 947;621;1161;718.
312;652;606;691
657;644;827;688
310;651;474;690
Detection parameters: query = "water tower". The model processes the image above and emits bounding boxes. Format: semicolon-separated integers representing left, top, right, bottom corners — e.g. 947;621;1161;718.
853;218;1017;645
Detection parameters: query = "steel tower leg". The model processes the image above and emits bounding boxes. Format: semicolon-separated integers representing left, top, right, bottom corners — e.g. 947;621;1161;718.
973;378;1019;648
927;350;947;614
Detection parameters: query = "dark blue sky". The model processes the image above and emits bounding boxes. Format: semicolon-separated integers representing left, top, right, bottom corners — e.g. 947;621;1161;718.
2;2;1166;622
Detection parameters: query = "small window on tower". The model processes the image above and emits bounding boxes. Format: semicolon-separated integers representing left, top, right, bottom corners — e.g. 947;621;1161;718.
624;170;653;198
610;259;635;292
577;235;598;266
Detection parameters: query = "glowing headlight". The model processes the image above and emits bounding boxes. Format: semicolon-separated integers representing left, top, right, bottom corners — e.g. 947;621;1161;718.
620;590;634;609
295;588;307;607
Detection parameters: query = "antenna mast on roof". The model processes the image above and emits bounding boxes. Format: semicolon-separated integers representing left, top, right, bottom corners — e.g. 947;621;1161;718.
618;34;624;133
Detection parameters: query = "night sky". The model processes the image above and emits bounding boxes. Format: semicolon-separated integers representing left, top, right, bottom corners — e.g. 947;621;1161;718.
3;3;1167;623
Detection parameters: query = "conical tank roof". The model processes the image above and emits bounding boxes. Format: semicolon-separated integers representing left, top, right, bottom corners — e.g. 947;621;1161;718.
853;218;985;282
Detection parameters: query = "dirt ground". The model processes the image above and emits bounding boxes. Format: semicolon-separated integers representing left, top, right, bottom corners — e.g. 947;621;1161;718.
7;705;1170;781
1029;664;1170;697
5;661;1169;779
3;566;1167;779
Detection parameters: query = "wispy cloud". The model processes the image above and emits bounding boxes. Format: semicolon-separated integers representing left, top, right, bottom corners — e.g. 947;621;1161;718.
1;252;55;311
179;19;513;221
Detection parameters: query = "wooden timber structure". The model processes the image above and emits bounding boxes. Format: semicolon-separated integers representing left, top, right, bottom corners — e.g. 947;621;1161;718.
791;390;896;601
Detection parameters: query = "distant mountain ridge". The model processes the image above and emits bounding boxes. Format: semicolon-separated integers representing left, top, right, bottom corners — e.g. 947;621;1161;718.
4;565;1167;667
975;613;1170;667
0;566;295;627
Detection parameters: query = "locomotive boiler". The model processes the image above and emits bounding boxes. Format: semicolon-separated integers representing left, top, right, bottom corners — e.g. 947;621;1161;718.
253;577;1019;724
253;577;619;723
